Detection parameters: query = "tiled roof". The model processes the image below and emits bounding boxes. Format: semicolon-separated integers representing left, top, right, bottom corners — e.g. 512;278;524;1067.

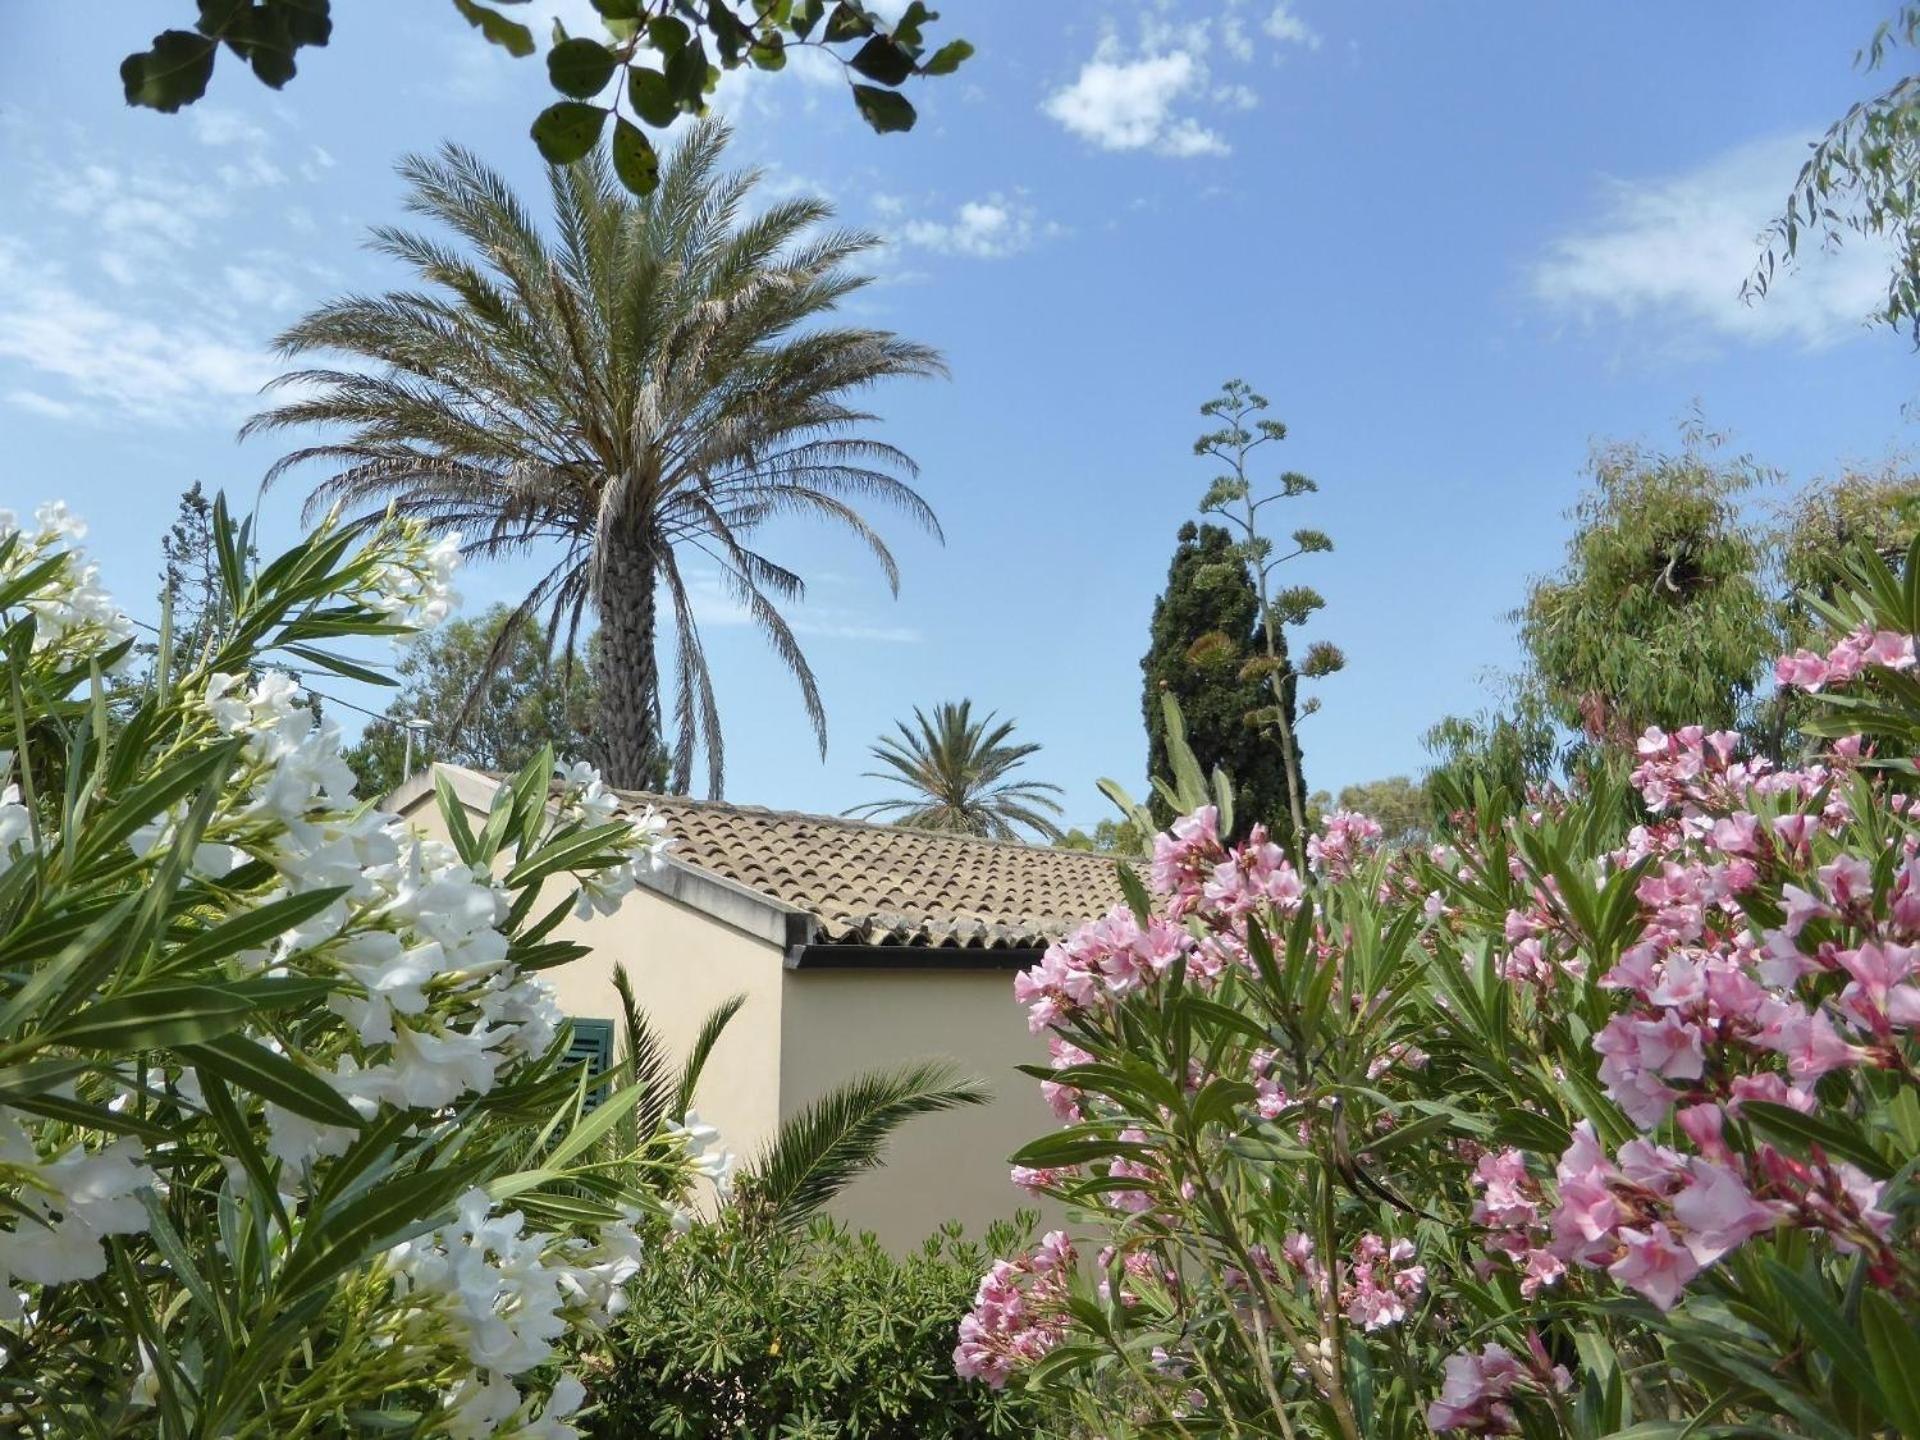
611;789;1133;949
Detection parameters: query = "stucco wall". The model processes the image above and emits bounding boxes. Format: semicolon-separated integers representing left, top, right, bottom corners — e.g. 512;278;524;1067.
544;885;788;1164
776;966;1056;1250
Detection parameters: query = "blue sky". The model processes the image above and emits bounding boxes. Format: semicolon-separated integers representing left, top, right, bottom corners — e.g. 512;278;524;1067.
2;2;1916;828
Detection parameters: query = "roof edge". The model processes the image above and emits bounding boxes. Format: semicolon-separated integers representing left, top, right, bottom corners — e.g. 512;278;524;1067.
392;765;816;952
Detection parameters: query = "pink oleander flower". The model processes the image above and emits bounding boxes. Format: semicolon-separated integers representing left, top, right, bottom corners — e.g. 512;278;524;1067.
1835;941;1920;1033
1307;809;1382;882
1607;1221;1698;1311
1669;1159;1782;1267
1427;1344;1525;1433
955;1232;1076;1388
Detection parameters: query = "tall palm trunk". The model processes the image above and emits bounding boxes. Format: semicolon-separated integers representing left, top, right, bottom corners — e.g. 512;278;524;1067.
598;542;662;789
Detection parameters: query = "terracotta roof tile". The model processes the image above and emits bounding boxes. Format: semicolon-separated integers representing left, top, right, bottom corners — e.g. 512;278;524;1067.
610;789;1134;949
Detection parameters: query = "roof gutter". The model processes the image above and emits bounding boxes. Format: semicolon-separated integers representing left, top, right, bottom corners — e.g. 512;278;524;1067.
784;943;1045;972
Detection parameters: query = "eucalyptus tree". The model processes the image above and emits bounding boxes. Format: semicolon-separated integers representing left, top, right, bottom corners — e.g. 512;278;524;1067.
247;120;944;795
848;700;1066;842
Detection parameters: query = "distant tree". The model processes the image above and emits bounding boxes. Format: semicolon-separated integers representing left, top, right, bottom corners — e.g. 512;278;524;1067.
1422;691;1563;819
344;606;604;799
1775;466;1920;640
1329;776;1431;851
155;482;256;665
1141;522;1292;839
1189;380;1345;856
1518;434;1777;750
1059;817;1150;856
847;701;1065;842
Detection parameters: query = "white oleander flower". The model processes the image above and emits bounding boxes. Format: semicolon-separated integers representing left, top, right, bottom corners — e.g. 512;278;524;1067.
0;1120;154;1290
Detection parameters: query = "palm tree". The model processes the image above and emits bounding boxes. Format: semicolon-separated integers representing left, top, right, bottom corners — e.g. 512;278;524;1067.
244;120;943;795
847;700;1066;842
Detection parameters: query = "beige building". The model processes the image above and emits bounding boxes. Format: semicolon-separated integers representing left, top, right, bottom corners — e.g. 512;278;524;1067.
391;765;1128;1248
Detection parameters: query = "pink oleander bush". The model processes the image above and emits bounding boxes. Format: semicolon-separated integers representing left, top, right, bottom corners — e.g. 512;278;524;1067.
960;545;1920;1437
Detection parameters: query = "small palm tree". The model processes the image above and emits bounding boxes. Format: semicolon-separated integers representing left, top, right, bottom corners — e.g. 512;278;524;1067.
847;700;1066;842
245;120;943;795
606;967;984;1229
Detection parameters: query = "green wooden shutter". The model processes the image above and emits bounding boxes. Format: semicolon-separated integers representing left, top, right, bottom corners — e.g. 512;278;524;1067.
566;1017;616;1110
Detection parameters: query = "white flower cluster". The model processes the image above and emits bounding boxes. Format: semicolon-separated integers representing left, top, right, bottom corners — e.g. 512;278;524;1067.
667;1110;738;1200
0;751;29;881
368;524;463;638
0;1118;155;1315
554;761;675;920
1;506;666;1425
388;1187;644;1439
0;502;136;659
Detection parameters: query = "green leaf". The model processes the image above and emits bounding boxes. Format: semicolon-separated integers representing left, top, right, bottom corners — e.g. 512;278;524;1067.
546;36;618;97
530;100;607;164
277;643;397;687
851;82;915;133
43;984;253;1050
120;30;218;111
1113;859;1152;925
167;887;350;971
280;1163;483;1300
1863;1289;1920;1438
626;66;677;126
822;2;874;42
847;34;912;85
665;35;710;105
503;819;631;886
748;31;786;69
1762;1260;1886;1420
1742;1101;1892;1179
542;1078;647;1168
179;1034;361;1127
610;117;660;195
451;0;535;57
922;38;972;75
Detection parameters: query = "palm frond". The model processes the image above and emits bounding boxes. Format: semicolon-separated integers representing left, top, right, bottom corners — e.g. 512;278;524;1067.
671;992;747;1123
738;1061;987;1227
612;963;675;1139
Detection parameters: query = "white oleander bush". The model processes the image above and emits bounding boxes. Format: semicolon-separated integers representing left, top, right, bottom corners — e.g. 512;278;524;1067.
0;498;704;1436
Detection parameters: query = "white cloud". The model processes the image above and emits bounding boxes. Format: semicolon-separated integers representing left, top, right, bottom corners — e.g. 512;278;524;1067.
1043;42;1228;158
1530;135;1893;351
0;243;274;424
5;389;82;421
188;106;269;149
1264;3;1321;50
895;196;1051;259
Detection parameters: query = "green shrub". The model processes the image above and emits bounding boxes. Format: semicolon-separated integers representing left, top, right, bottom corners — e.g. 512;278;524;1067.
587;1214;1063;1439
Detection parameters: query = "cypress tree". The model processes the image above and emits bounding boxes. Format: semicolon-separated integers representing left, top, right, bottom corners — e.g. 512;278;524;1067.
1141;521;1296;838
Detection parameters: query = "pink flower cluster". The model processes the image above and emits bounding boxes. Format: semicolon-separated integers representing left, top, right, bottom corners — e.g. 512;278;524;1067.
1342;1232;1425;1331
954;1230;1075;1389
1775;623;1916;692
1427;1337;1570;1434
1014;906;1196;1032
1547;1123;1784;1310
1468;1148;1564;1298
1307;808;1382;882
